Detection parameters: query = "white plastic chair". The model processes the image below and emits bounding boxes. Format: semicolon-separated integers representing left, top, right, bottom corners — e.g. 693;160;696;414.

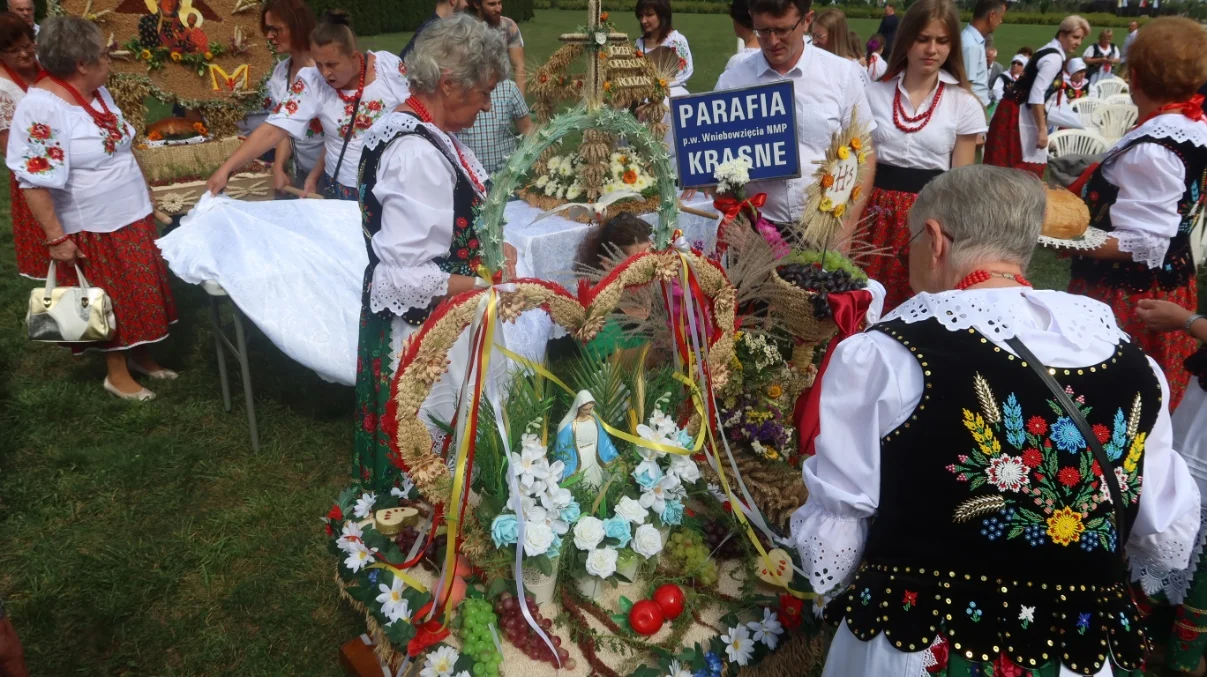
1048;129;1110;158
1104;93;1134;107
1092;77;1129;100
1070;98;1103;130
1093;104;1139;144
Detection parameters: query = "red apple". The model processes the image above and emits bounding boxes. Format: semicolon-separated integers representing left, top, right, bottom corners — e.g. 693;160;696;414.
652;584;685;620
629;599;665;636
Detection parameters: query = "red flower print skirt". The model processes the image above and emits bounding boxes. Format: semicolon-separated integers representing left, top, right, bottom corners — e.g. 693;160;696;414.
1068;275;1197;409
984;99;1047;180
853;186;917;313
10;174;49;279
53;214;178;354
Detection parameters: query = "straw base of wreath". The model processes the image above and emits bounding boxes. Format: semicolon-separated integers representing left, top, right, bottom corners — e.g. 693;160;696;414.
150;169;272;215
135;136;247;183
770;271;839;345
700;452;809;531
518;189;661;224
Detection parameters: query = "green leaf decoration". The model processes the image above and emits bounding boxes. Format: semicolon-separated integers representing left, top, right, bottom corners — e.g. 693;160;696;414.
533;554;554;576
619;596;635;614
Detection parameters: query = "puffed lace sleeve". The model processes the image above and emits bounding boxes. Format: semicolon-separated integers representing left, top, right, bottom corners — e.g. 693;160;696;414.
1128;356;1203;601
265;66;324;139
6;94;70;190
790;330;910;595
371;50;411;104
1102;142;1185;269
369;135;459;316
0;79;22;131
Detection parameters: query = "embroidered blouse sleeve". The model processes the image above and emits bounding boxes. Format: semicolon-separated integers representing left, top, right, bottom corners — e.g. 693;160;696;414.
1028;54;1063;106
6;96;69;190
1128;357;1203;588
668;32;694;88
790;331;913;594
1102;141;1185;269
369;136;459;316
265;66;324;139
371;51;412;104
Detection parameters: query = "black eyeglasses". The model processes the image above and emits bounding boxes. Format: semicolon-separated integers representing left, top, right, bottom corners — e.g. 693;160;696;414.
753;17;803;41
898;226;954;268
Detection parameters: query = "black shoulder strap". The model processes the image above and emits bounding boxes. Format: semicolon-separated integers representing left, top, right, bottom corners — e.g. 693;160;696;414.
1006;337;1131;545
330;53;367;187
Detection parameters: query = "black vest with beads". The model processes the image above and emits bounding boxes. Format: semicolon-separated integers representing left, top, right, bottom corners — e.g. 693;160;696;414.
357;113;483;326
1008;47;1062;105
1070;134;1207;292
824;317;1162;676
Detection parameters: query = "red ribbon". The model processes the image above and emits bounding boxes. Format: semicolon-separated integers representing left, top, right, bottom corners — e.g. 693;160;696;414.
1135;94;1206;128
795;289;873;458
714;193;767;252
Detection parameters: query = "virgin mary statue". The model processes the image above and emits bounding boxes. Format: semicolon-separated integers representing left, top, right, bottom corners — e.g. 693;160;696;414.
553;390;618;488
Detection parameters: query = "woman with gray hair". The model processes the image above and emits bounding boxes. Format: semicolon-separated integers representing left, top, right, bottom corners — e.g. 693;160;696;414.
793;165;1200;676
353;13;519;490
6;16;176;401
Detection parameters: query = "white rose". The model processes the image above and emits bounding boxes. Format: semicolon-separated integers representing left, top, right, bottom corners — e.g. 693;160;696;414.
668;454;700;484
585;547;618;578
535;175;549;188
573;515;606;550
632;524;663;559
615;496;648;525
523;521;555;557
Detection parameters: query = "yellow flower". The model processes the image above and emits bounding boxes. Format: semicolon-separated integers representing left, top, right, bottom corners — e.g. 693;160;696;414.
1046;507;1085;546
834;204;847;218
603;81;612;91
1124;432;1146;474
857;152;868;165
850;137;863;151
658;78;668;88
204;51;213;60
766;449;780;461
819;197;834;213
170;51;182;62
837;146;850;160
766;384;783;399
140;49;152;60
852;185;862;200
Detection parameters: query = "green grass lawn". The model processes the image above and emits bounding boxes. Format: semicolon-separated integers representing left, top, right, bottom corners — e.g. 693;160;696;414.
0;10;1078;677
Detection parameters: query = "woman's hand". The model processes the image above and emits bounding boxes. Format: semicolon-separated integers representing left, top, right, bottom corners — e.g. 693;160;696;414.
207;168;231;196
48;238;83;264
272;168;292;193
302;173;319;198
1136;299;1194;333
1037;129;1049;150
502;243;518;281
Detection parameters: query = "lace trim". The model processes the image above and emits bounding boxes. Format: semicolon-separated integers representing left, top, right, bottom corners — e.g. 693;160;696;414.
880;289;1130;348
1114;228;1171;270
363;112;488;197
1114;114;1207;152
790;501;867;596
1131;502;1207;605
370;262;450;316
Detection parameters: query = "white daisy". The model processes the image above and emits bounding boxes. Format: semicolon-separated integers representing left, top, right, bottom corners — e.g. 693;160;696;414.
722;624;755;666
353;492;377;519
420;646;460;677
338;521;364;553
666;659;692;677
511;447;550;490
343;541;377;573
375;576;411;623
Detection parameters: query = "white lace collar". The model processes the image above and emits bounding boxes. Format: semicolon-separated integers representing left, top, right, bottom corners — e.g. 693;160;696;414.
364;112;488;197
880;288;1129;348
1113;112;1207;153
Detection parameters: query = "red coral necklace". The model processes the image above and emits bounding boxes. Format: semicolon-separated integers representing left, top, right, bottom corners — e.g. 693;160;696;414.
1;62;40;92
405;95;486;196
50;76;123;143
336;54;366;105
892;81;945;134
954;270;1032;290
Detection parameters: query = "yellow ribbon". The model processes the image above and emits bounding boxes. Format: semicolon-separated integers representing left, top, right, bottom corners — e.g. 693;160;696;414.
367;562;430;594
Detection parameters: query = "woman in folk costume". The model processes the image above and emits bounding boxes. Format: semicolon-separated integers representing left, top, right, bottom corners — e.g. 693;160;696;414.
1059;57;1091;103
0;12;46;280
989;53;1026;113
984;15;1089;178
351;15;521;492
552;391;619;489
1134;299;1207;677
1067;17;1207;411
852;0;985;313
792;166;1201;677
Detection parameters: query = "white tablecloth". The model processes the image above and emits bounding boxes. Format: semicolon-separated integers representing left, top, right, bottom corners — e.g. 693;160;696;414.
502;195;721;289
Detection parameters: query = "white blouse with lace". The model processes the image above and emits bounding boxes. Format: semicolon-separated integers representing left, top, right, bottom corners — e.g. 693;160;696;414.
636;30;694;90
1018;39;1065;164
265;50;410;186
0;77;26;130
5;87;151;234
795;288;1202;676
1096;113;1207;269
240;57;326;173
364;113;488;318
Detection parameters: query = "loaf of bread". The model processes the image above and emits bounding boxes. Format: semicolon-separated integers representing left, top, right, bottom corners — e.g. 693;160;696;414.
145;117;200;138
1043;187;1090;240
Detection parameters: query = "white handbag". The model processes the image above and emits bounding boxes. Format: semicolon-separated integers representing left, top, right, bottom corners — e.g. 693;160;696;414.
26;262;116;343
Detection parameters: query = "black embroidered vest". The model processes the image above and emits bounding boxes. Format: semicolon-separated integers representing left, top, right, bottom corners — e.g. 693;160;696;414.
357;114;483;326
1070;134;1207;292
1008;47;1062;105
994;72;1016;101
824;318;1162;675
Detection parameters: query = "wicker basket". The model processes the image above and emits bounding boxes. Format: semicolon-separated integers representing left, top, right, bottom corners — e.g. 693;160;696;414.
151;169;273;216
135;136;246;184
770;269;839;348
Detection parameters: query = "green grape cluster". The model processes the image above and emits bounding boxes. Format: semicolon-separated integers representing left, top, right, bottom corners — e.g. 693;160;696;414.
460;598;504;676
668;531;719;586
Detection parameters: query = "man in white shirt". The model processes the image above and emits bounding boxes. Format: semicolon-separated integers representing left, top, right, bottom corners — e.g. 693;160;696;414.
7;0;36;35
960;0;1007;107
715;0;876;233
1121;20;1139;77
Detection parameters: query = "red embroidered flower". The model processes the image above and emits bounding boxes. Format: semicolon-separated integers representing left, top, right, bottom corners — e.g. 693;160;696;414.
778;594;803;628
355;114;373;129
1026;416;1048;436
28;122;50;140
273;103;283;114
902;590;917;608
362;412;377;433
373;357;382;382
1088;191;1100;203
46;145;64;161
457;248;469;259
399;62;407;75
1034;473;1045;483
1092;424;1111;444
1175;625;1198;642
993;654;1025;677
1058;466;1081;487
1022;448;1043;468
344;103;355;115
308;119;323;134
291;79;305;94
1091;460;1103;477
284;100;298;115
263;96;273;110
367;100;382;111
24;156;49;173
455;217;468;228
468;238;479;248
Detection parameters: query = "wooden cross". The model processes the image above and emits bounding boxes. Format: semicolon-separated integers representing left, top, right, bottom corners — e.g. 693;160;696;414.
557;0;628;108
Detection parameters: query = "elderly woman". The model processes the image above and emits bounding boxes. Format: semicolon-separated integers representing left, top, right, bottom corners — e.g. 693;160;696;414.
1067;17;1207;411
0;12;44;279
7;17;176;400
985;15;1089;178
793;165;1200;676
354;14;517;492
207;9;409;200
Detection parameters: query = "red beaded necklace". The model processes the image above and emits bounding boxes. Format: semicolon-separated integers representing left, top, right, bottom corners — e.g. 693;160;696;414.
0;62;39;92
50;76;123;142
892;81;945;134
954;270;1032;290
336;53;366;104
405;94;487;196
